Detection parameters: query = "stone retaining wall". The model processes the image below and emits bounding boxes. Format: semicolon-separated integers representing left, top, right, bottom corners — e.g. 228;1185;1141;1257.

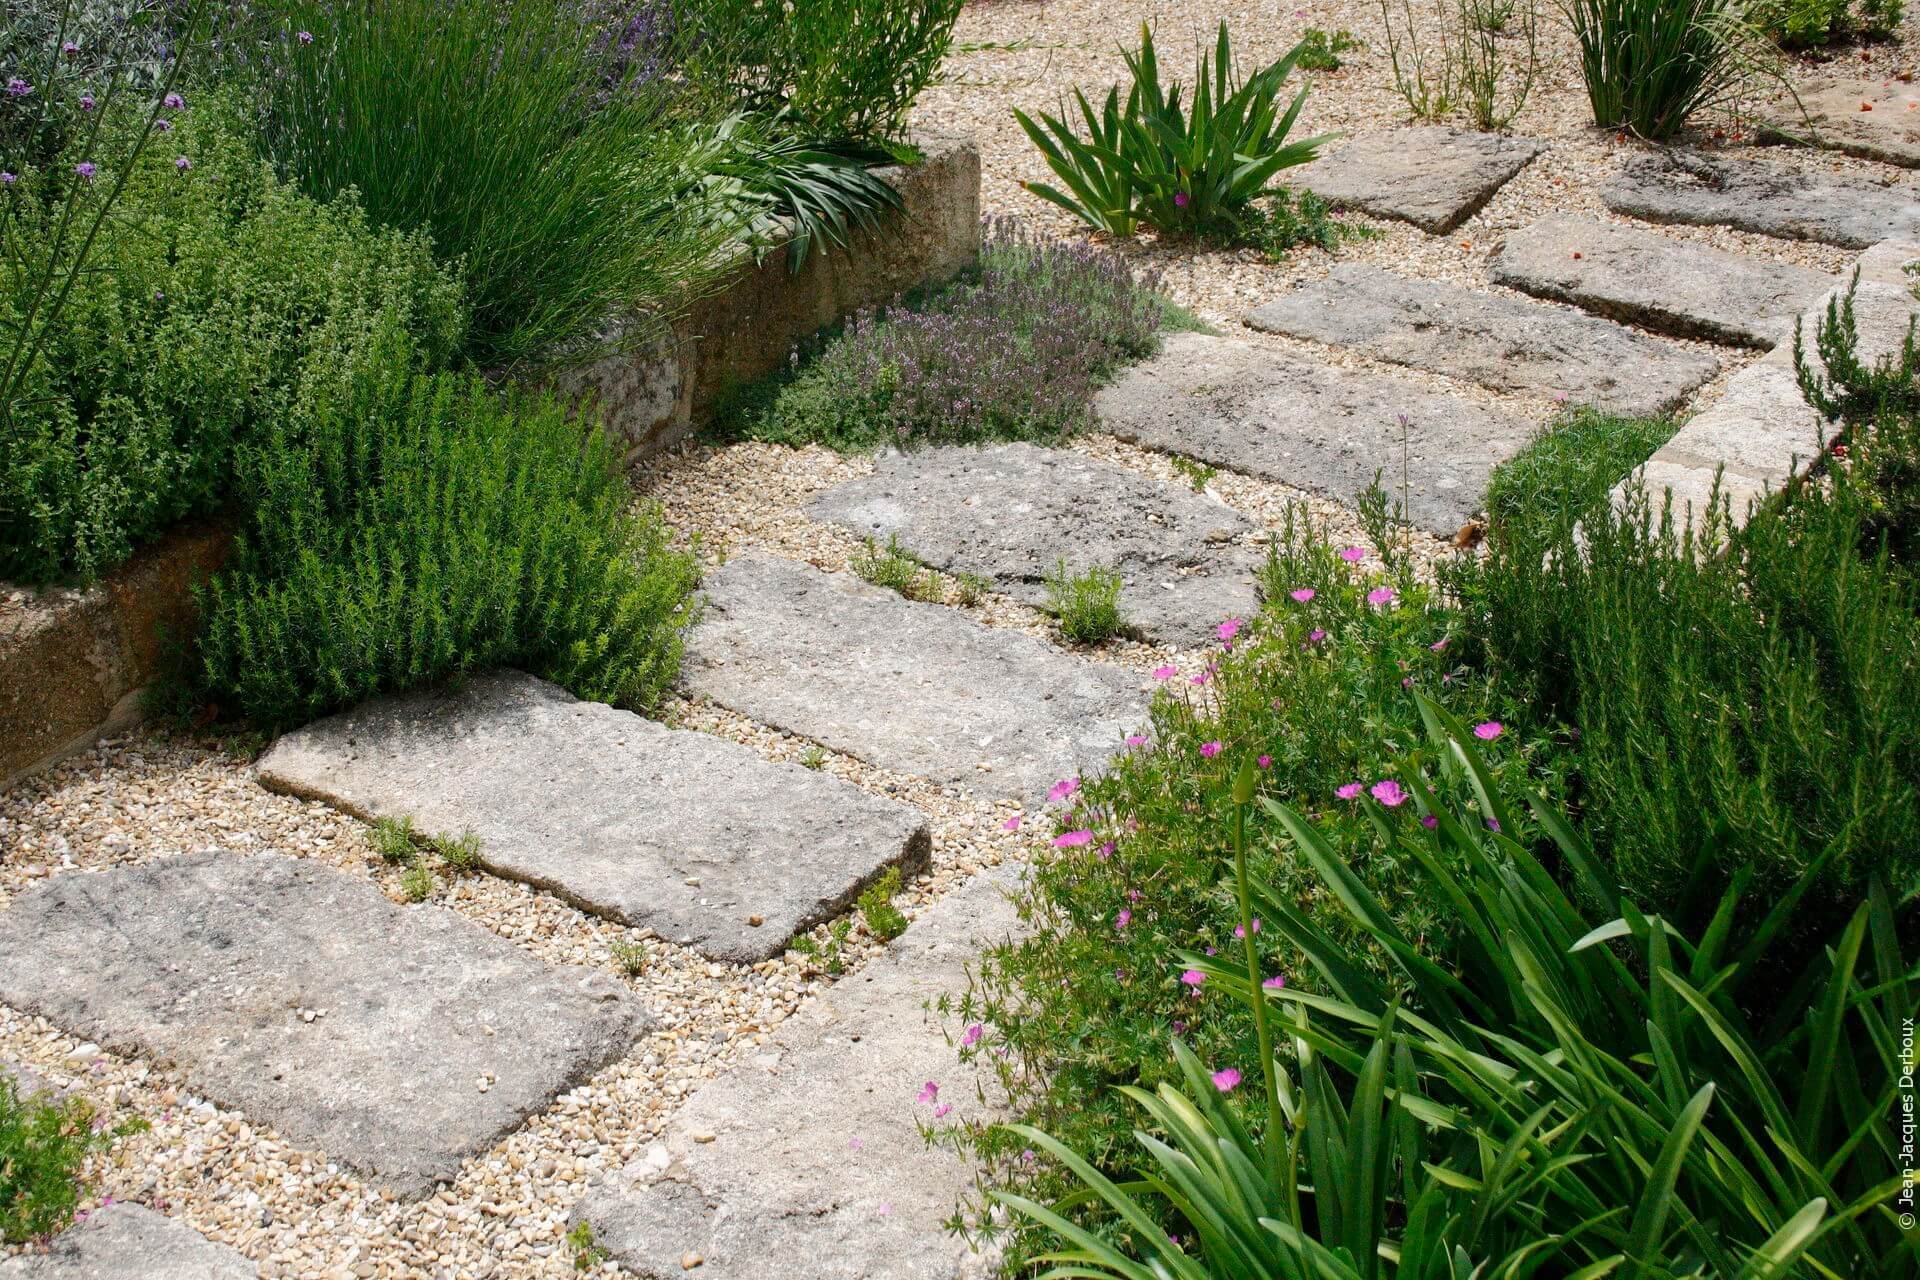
0;135;983;788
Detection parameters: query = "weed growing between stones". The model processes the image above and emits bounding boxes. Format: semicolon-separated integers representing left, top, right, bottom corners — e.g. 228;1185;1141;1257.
608;939;649;978
951;570;994;607
1169;456;1219;492
1296;27;1363;70
432;828;482;875
369;815;420;865
857;867;909;942
565;1219;609;1271
400;864;437;903
1242;187;1373;259
1043;561;1127;645
789;918;855;975
0;1076;98;1244
799;745;829;770
851;535;942;601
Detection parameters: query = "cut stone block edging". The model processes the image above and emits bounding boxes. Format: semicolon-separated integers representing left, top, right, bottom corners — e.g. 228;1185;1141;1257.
0;852;647;1199
555;132;982;461
1295;127;1542;233
1601;149;1920;249
1490;214;1832;349
681;552;1147;806
1247;263;1720;417
575;863;1021;1280
0;523;231;791
1765;80;1920;170
1613;239;1920;526
0;1204;255;1280
1094;332;1535;536
808;443;1262;647
256;670;930;962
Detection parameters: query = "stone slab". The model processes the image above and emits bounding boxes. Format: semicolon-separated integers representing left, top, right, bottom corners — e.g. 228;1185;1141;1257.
0;1204;255;1280
1294;127;1542;233
808;444;1261;647
1767;79;1920;169
681;553;1146;806
1601;149;1920;249
256;671;929;963
1490;214;1832;348
1247;263;1720;417
576;865;1020;1280
0;852;647;1198
1612;239;1920;529
1094;332;1535;534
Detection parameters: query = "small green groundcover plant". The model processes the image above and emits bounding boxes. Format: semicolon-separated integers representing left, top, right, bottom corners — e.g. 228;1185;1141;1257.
0;1074;122;1245
1044;560;1127;645
187;362;699;730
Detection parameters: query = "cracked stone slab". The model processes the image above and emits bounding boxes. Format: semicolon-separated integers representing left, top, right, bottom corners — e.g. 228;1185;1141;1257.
1766;80;1920;169
575;865;1020;1280
1601;149;1920;249
1490;214;1831;349
0;1204;256;1280
1094;332;1534;535
1294;127;1542;233
256;671;929;962
808;443;1261;647
0;852;647;1198
681;553;1146;806
1247;263;1719;417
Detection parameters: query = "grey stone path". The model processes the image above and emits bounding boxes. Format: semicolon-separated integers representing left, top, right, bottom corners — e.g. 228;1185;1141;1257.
1767;80;1920;169
575;864;1019;1280
1602;150;1920;249
0;1205;255;1280
809;443;1261;646
1618;239;1920;525
1248;264;1719;417
0;852;646;1199
1294;127;1542;233
1490;214;1831;348
682;552;1146;806
1094;332;1533;535
257;670;929;962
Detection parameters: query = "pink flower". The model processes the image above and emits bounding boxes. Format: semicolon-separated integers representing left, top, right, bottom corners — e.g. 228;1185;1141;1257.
1053;830;1093;848
1486;818;1502;833
1126;734;1149;747
1174;191;1191;208
1181;969;1206;986
1234;919;1260;937
1152;665;1178;680
961;1023;984;1049
1002;814;1022;832
1217;618;1244;643
1339;546;1366;562
849;1136;864;1150
1308;629;1327;644
1370;779;1408;807
1420;815;1438;829
1199;741;1222;758
1114;909;1132;931
1473;721;1504;740
1262;975;1287;990
1212;1068;1242;1092
1048;776;1081;802
1097;841;1115;859
1430;638;1449;652
1289;588;1315;603
916;1081;939;1104
1190;671;1210;685
933;1103;953;1119
1257;754;1271;768
1367;587;1396;607
1335;782;1364;800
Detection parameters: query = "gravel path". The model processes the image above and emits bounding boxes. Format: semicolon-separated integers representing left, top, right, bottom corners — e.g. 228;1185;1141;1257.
5;3;1915;1274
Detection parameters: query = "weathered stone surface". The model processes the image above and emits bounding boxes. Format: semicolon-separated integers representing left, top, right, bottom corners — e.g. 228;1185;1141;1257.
1601;149;1920;249
1612;239;1920;529
0;853;647;1198
576;865;1020;1280
1247;263;1719;416
682;554;1146;805
1767;79;1920;169
0;1205;255;1280
0;1057;55;1103
1094;332;1534;534
257;671;929;962
1295;127;1542;233
1490;214;1831;348
808;444;1260;646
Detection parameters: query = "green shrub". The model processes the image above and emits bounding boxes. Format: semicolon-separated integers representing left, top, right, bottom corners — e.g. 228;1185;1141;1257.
1043;560;1126;645
1015;23;1332;240
1566;0;1773;139
0;1075;96;1244
851;535;941;600
1481;407;1674;550
0;103;463;585
191;363;699;730
999;711;1914;1278
240;0;735;369
1295;27;1362;71
1756;0;1902;43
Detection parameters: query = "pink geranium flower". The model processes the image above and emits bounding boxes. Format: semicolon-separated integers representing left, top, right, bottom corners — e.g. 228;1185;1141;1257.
1126;734;1149;747
1473;721;1504;740
1339;546;1366;562
1308;629;1327;644
1181;969;1206;986
1262;975;1287;990
1217;618;1244;643
916;1081;939;1104
1289;588;1315;603
1371;779;1408;807
1002;814;1022;832
1053;830;1094;848
1335;782;1364;800
1152;665;1178;680
1212;1068;1241;1092
961;1023;984;1048
1114;908;1132;930
1199;741;1222;758
1367;587;1396;607
1048;777;1080;802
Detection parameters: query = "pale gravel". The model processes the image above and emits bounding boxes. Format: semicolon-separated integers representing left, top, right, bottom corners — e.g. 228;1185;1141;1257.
7;3;1917;1274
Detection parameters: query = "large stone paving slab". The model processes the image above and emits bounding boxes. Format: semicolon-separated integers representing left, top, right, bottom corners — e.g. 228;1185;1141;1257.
1767;79;1920;169
0;1204;255;1280
1294;127;1542;233
1601;149;1920;249
0;852;647;1198
575;865;1020;1280
681;553;1146;806
1247;263;1720;417
1094;332;1534;535
1490;214;1831;349
256;670;929;962
808;444;1260;647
